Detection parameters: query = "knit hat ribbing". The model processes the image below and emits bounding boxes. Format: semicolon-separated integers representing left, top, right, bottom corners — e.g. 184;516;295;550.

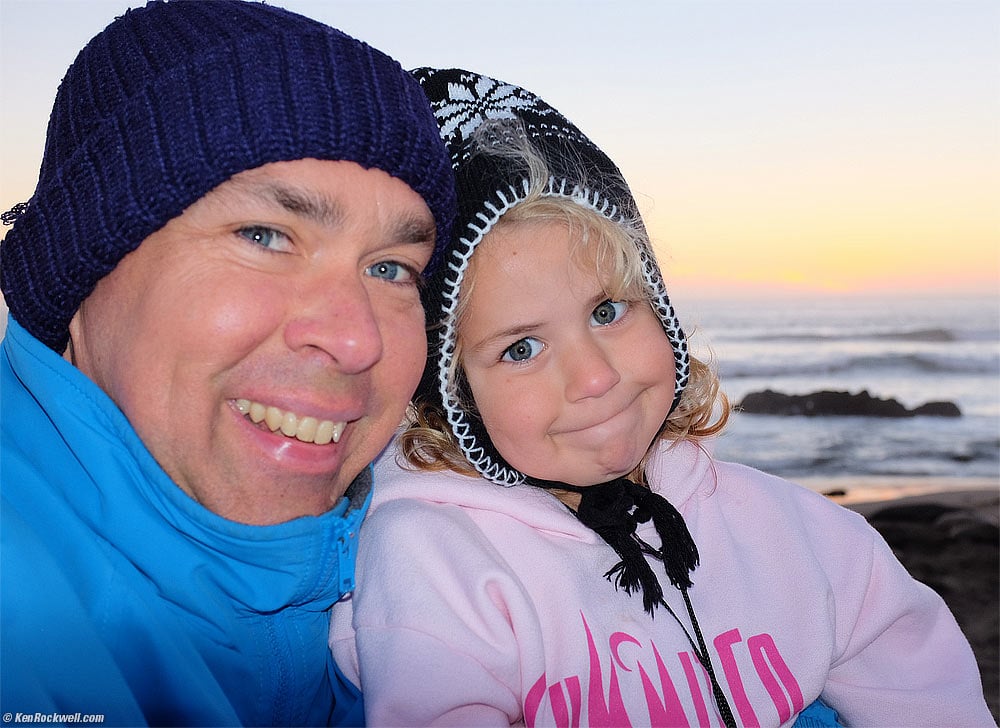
410;67;690;487
0;0;456;353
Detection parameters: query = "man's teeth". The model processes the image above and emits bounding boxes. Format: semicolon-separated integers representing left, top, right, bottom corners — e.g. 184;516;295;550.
235;399;345;445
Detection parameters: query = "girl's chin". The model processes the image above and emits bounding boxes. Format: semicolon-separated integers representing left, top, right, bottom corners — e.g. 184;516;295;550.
536;466;641;488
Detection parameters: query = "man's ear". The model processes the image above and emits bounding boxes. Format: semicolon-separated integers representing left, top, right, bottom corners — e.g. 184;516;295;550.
64;310;81;364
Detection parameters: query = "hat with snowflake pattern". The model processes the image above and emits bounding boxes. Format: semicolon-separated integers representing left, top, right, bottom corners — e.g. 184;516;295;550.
410;67;689;487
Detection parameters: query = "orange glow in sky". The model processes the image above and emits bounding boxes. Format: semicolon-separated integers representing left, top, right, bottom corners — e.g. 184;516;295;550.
2;1;997;302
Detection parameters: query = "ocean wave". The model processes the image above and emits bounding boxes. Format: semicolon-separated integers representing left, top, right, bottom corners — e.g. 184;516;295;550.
721;352;999;378
713;419;1000;479
711;327;998;344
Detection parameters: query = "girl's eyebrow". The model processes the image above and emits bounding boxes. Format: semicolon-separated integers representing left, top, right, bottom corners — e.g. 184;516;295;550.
587;290;610;307
468;322;543;355
467;287;613;354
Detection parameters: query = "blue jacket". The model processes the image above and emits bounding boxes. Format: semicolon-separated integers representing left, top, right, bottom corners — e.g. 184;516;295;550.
1;317;367;726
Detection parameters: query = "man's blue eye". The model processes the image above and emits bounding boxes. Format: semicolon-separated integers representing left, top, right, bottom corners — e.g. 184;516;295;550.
502;337;542;363
591;300;627;326
238;226;289;251
366;261;413;283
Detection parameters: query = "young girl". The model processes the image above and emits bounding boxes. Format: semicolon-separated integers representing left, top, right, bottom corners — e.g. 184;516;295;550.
329;67;993;727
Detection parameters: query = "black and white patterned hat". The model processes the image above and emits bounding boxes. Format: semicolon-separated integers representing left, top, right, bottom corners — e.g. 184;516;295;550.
411;67;690;487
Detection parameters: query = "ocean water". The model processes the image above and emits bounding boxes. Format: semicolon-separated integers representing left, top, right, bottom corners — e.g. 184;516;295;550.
679;295;1000;485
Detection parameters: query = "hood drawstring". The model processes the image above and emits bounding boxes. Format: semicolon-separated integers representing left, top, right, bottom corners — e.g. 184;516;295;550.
528;476;737;728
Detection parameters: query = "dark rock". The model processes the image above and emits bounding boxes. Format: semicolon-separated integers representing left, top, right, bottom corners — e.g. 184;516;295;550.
912;401;962;417
867;503;958;524
737;389;962;418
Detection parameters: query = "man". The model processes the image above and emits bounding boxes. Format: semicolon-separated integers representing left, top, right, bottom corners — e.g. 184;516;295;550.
0;1;454;725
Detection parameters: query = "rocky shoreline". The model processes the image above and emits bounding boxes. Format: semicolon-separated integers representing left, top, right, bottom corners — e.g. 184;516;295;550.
738;388;962;418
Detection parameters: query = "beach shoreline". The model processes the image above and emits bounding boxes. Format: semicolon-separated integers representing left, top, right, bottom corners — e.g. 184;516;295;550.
797;475;998;514
804;477;998;721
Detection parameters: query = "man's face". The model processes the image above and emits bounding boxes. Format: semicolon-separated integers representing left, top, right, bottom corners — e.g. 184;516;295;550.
68;159;435;525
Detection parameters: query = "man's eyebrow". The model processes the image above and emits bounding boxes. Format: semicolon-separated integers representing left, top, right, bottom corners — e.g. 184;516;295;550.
233;178;435;247
268;183;343;227
390;213;436;247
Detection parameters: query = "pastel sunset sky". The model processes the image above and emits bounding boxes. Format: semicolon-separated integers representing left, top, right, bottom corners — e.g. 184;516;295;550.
1;0;996;300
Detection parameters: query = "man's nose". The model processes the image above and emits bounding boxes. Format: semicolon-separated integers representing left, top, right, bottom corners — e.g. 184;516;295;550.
283;273;383;374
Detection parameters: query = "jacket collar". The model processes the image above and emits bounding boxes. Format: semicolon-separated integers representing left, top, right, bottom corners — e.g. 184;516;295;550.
3;315;370;611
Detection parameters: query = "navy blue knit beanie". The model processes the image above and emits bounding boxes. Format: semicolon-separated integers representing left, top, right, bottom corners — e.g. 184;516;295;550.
0;0;456;353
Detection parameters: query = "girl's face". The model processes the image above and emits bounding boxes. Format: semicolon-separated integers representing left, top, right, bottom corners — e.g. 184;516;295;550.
459;219;676;487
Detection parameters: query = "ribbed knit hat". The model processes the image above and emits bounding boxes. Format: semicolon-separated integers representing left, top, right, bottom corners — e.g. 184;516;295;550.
410;67;689;487
0;0;456;353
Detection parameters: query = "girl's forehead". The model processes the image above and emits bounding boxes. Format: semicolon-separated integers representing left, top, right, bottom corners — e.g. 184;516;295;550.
473;219;597;271
467;223;596;294
467;217;638;305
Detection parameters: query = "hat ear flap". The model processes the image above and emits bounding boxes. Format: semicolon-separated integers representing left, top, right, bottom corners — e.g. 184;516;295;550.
438;354;524;487
451;366;518;476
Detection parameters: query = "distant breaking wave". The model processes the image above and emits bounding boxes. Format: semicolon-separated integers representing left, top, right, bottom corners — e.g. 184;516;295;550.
713;327;998;344
721;352;999;378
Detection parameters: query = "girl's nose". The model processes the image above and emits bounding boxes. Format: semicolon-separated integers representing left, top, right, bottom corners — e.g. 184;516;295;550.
563;338;621;402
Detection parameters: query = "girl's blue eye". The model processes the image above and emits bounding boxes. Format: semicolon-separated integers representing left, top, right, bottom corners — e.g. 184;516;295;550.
591;300;628;326
366;261;414;283
502;337;542;363
238;226;291;252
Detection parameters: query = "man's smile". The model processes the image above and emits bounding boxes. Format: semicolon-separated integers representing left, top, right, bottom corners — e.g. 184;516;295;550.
235;398;347;445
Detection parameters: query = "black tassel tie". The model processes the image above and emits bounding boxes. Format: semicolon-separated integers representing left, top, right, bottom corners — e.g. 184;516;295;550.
529;476;737;728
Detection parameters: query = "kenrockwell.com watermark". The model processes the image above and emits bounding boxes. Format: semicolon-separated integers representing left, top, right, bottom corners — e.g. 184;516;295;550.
3;713;105;724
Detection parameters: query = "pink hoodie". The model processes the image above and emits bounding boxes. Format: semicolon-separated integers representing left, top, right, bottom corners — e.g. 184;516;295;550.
330;439;993;727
